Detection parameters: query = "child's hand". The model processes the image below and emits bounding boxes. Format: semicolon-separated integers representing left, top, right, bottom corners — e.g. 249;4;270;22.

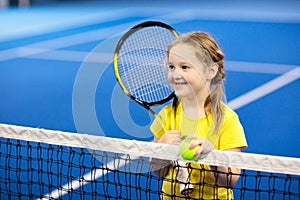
158;130;181;145
185;134;214;157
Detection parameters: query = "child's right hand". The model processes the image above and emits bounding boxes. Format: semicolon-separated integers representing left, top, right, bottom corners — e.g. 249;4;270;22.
157;130;181;145
185;134;215;156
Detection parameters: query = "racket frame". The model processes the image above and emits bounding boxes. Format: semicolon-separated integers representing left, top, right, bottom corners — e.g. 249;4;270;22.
113;21;178;113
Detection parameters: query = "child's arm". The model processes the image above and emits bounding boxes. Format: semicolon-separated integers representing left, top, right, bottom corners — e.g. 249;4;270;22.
209;147;243;187
150;131;181;177
150;158;171;177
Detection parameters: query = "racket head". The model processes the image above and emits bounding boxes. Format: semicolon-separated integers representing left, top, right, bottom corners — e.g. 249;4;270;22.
114;21;178;108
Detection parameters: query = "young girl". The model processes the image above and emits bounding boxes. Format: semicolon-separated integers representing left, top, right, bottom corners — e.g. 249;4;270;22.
150;32;247;199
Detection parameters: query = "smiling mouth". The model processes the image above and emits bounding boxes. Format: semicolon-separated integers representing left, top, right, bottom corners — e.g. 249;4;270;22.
174;82;187;86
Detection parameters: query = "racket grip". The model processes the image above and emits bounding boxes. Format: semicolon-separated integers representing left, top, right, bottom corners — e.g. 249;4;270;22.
173;160;194;195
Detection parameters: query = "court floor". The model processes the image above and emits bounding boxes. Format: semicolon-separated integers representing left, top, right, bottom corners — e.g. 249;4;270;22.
0;0;299;157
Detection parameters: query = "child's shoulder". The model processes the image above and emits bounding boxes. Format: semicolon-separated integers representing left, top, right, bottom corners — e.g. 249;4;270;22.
162;101;181;113
164;103;174;110
222;103;239;120
161;103;176;116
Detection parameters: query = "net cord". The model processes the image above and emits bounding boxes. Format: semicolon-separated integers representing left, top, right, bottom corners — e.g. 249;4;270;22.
0;123;299;176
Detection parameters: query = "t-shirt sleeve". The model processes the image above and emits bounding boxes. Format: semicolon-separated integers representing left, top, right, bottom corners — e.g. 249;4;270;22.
217;113;248;150
150;108;167;139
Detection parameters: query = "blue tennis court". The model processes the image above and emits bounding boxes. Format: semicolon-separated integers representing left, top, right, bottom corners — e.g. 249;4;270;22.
0;0;299;199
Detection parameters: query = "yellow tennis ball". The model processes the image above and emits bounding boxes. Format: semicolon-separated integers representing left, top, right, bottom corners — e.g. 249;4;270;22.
179;138;200;161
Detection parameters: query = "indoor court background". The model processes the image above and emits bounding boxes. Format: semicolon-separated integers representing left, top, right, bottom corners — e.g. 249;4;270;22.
0;0;299;169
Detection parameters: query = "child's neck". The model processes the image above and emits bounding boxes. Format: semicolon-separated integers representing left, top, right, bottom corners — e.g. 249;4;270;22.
182;98;206;119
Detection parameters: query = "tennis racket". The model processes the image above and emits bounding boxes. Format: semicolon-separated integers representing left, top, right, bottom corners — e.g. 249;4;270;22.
114;21;177;120
114;21;194;195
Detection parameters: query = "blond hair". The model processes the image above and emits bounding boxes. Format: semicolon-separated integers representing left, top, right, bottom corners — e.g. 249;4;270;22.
167;32;225;135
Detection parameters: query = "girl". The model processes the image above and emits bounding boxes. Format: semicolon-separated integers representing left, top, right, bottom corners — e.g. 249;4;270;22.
150;32;247;199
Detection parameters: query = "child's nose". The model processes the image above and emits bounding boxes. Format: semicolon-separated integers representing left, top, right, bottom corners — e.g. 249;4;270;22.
173;68;183;78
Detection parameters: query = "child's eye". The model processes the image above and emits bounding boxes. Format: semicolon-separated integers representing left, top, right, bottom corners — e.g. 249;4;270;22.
181;65;190;70
168;65;175;70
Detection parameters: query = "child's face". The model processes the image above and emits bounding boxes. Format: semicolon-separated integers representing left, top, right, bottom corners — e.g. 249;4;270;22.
167;43;210;99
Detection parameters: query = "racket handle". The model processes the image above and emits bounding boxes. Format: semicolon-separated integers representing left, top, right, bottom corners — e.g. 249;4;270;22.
173;161;194;195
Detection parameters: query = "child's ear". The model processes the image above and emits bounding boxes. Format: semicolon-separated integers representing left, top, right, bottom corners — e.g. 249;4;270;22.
206;63;218;80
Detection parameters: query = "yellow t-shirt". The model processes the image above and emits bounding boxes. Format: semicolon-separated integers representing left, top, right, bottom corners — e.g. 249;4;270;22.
150;101;247;199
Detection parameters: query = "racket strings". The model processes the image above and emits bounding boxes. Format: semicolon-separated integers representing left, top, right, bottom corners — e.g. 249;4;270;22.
117;26;175;103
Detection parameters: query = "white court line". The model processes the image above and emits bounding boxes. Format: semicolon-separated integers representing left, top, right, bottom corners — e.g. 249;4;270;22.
225;61;298;75
40;154;139;199
24;48;113;63
0;21;140;62
228;67;300;110
17;47;299;76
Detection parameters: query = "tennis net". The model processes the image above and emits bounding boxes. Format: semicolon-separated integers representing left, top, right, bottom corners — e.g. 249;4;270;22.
0;123;299;199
